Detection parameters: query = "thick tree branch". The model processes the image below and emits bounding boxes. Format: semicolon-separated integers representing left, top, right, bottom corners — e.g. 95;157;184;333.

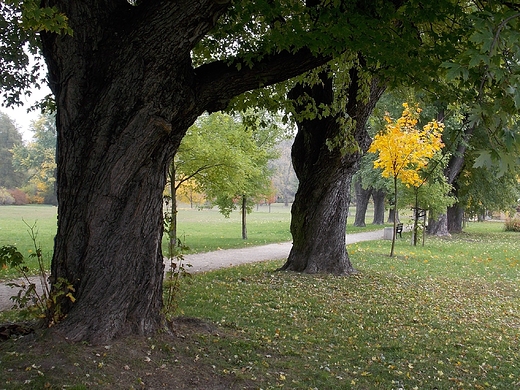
195;48;332;113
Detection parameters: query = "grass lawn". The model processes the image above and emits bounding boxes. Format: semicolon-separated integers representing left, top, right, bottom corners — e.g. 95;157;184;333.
172;222;520;389
0;203;383;279
0;220;518;389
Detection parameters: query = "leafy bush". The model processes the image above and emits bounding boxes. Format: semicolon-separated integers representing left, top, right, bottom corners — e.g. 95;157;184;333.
0;187;15;205
504;217;520;232
8;188;28;205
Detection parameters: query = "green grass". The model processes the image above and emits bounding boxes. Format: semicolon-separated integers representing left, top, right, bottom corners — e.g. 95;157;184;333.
175;223;520;389
0;218;518;388
0;205;57;279
0;203;384;279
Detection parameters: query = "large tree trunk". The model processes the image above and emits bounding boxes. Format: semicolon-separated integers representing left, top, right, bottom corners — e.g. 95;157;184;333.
279;67;384;274
372;189;386;225
353;177;372;227
40;1;332;343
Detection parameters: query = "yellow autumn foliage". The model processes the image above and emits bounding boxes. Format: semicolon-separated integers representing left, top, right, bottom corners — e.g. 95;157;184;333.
368;103;444;187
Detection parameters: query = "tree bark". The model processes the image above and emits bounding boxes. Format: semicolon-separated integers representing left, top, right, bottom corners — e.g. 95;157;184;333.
279;67;384;274
372;188;386;225
387;208;398;223
40;0;333;343
353;177;372;227
427;212;450;236
390;176;398;257
447;202;465;233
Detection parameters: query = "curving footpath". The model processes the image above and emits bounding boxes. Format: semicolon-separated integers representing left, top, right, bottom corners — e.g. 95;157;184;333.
0;229;384;311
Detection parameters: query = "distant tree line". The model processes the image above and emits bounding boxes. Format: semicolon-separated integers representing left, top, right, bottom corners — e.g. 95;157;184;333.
0;112;56;205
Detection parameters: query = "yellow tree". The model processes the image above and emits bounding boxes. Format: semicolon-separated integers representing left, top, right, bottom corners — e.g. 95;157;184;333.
368;103;444;256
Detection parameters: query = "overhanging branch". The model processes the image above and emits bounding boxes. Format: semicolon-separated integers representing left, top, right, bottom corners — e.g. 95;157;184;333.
195;47;332;113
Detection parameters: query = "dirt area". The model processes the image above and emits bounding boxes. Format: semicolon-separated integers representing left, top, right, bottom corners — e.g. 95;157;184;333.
1;318;257;389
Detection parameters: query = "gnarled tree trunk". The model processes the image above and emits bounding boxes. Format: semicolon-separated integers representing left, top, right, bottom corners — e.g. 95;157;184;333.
40;0;331;343
279;67;384;274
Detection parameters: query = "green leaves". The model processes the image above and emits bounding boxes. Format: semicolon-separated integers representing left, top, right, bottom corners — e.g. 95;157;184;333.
440;6;520;175
5;0;72;35
175;112;276;216
0;245;25;269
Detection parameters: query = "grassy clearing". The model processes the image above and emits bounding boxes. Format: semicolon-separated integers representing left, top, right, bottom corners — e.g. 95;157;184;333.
174;223;520;389
0;222;518;388
0;203;383;279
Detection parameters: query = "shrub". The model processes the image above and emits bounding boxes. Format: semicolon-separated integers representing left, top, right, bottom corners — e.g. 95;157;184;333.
504;217;520;232
0;187;15;205
8;188;28;205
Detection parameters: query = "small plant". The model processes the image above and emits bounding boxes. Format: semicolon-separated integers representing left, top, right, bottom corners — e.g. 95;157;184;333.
504;216;520;232
0;220;75;326
163;198;192;319
163;239;192;319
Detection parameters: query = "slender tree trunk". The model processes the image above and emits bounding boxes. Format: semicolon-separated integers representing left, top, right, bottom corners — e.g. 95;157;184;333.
169;162;179;250
242;195;247;239
412;191;419;246
390;176;398;257
279;67;385;274
353;177;371;227
372;189;386;225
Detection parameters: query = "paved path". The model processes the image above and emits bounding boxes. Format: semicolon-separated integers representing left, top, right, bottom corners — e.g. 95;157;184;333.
0;229;384;311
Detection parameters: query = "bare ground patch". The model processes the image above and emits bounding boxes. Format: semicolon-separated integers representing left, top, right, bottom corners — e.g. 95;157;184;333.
0;318;257;389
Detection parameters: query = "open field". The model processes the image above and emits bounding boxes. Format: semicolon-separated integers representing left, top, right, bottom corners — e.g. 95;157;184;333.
0;221;518;389
0;203;382;279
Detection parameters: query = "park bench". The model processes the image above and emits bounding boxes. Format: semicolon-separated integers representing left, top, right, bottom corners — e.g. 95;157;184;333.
396;223;403;238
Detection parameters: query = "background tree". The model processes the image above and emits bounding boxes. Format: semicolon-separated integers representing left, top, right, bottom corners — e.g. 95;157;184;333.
19;0;346;342
0;112;25;189
352;154;391;227
269;139;298;206
399;159;455;245
209;113;278;240
427;5;520;233
167;112;277;244
12;113;57;204
369;103;444;256
457;159;520;221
